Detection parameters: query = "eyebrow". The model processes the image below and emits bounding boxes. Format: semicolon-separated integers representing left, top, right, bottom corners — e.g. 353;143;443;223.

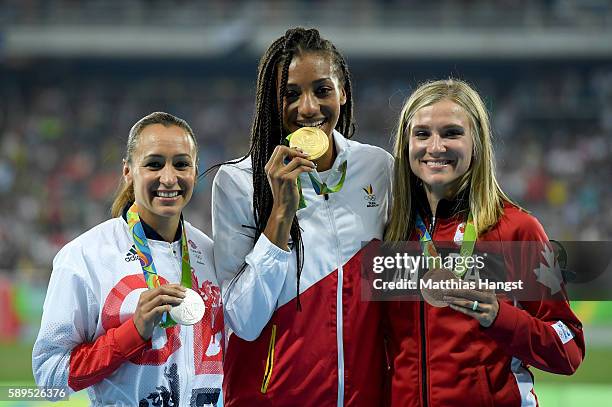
143;154;193;160
287;78;333;87
412;124;465;131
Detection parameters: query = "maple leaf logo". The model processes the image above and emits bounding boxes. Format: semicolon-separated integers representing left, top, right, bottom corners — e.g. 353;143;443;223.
453;222;465;246
533;243;563;294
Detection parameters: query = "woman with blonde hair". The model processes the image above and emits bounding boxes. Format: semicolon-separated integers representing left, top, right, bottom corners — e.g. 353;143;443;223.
385;79;584;406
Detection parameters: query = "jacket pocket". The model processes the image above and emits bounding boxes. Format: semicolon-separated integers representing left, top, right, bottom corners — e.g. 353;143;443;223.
260;324;277;394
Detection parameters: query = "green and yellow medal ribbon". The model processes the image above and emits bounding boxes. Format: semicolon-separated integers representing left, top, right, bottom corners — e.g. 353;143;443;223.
415;212;476;277
126;202;192;328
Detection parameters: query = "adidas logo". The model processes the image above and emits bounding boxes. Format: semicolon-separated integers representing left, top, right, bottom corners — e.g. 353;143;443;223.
124;246;139;262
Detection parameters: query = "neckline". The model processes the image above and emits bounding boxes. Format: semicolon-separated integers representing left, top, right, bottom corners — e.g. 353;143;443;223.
121;203;182;242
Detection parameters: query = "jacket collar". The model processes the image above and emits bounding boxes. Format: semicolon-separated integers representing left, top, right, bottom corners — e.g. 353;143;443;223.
331;129;351;170
121;203;182;242
416;184;470;221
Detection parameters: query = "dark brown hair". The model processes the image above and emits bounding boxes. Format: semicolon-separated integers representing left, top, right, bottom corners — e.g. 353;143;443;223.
111;112;197;217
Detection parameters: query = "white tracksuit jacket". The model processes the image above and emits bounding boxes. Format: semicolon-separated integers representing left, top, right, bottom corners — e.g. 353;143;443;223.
32;216;223;407
212;131;393;406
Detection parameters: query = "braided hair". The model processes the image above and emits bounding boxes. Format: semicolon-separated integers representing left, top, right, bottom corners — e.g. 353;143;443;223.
210;27;355;309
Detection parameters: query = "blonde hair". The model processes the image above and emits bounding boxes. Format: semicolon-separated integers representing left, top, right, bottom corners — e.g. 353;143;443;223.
385;79;517;241
110;112;197;217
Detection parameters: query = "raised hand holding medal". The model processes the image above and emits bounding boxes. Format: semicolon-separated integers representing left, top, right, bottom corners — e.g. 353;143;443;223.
169;285;205;325
132;283;186;340
416;212;501;325
127;202;204;334
286;127;347;209
417;213;476;308
262;127;346;250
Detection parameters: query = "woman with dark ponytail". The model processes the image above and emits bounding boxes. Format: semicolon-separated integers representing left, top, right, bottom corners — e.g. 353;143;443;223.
34;112;223;406
212;28;393;405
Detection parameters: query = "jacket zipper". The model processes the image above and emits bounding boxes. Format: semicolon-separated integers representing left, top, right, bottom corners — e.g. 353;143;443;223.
421;215;436;407
324;196;344;407
169;242;191;401
419;302;428;407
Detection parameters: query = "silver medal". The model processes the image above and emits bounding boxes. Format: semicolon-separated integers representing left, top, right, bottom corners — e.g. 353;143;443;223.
169;288;205;325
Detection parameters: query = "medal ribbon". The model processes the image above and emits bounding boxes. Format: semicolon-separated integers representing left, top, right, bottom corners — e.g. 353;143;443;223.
127;202;192;328
415;212;476;277
285;133;348;209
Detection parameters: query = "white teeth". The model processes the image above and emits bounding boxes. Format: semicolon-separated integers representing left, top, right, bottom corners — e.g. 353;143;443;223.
426;161;451;167
157;191;179;198
297;119;326;128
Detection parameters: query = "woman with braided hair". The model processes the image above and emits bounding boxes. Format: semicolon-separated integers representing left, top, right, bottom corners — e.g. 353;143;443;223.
212;27;393;405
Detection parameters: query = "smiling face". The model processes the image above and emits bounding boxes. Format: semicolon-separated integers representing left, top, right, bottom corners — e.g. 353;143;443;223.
123;123;197;231
280;52;347;139
408;99;474;196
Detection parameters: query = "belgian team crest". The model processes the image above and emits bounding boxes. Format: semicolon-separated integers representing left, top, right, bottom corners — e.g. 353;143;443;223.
362;184;379;208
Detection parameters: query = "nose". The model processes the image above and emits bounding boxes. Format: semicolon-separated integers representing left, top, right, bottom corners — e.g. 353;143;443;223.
298;92;319;118
159;164;178;186
427;133;446;155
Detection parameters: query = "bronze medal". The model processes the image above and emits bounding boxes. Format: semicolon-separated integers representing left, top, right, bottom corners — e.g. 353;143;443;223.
420;268;458;307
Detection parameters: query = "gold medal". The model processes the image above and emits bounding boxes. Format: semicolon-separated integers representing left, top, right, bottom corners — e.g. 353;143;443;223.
289;127;329;160
420;268;458;307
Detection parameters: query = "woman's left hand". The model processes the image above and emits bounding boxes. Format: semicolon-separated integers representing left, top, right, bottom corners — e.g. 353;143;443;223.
443;288;499;328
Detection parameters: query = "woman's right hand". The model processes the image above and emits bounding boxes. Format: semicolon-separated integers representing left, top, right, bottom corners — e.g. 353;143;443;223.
263;146;314;249
133;284;186;340
265;145;315;215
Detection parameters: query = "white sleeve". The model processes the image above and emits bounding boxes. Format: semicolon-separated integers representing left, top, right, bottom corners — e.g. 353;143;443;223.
212;165;291;341
32;245;98;393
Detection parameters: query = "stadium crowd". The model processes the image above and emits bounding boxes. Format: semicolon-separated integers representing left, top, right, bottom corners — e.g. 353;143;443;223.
1;0;609;28
0;61;610;278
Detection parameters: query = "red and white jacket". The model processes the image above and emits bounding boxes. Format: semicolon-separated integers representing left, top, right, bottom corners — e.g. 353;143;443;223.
212;131;394;406
387;194;585;407
33;217;223;406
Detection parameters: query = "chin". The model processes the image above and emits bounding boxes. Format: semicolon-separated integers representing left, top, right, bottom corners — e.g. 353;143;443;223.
421;176;452;187
153;208;182;218
429;180;464;194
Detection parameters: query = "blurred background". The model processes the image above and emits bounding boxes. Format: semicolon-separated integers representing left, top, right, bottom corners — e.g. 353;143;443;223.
0;0;611;405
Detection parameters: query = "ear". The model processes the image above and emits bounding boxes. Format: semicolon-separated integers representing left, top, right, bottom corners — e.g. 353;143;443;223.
122;159;132;184
339;86;347;106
